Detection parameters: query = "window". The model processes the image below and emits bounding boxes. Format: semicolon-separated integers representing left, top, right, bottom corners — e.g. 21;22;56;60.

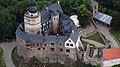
51;48;54;51
33;43;35;46
59;44;62;46
69;40;71;42
38;48;41;50
37;31;40;34
36;43;39;46
59;48;63;52
31;14;33;16
70;44;73;46
51;43;54;45
44;44;47;46
43;48;45;50
54;18;56;20
66;43;69;46
66;49;70;52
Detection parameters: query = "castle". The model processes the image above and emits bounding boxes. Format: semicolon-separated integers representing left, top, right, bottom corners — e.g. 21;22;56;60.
15;0;82;64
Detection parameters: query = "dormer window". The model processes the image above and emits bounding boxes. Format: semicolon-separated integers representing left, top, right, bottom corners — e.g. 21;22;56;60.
51;43;54;45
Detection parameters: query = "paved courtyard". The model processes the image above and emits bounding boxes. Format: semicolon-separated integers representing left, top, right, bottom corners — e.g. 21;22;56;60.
0;41;16;67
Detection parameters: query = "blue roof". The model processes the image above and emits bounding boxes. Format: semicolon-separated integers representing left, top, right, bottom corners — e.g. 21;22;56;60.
93;12;112;25
48;3;63;13
28;6;38;13
28;0;38;13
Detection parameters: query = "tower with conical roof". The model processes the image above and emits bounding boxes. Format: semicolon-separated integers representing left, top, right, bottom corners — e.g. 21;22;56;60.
24;0;41;34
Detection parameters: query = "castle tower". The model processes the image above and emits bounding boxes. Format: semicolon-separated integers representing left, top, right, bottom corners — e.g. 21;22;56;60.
51;11;59;34
24;0;41;34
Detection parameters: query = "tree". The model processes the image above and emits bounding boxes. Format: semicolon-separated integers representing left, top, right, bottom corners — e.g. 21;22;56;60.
0;9;16;41
96;0;120;30
77;0;92;27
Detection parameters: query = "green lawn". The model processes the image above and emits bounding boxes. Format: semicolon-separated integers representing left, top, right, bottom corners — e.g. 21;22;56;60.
111;31;120;43
12;47;19;67
86;33;104;44
81;41;89;47
0;47;6;67
81;41;95;48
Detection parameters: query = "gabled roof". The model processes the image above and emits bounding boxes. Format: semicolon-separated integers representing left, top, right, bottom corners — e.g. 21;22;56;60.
93;12;112;25
41;10;50;24
103;48;120;60
48;3;63;13
69;21;79;43
90;0;98;9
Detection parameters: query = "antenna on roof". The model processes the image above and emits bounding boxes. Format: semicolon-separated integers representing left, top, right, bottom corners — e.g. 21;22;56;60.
57;1;60;4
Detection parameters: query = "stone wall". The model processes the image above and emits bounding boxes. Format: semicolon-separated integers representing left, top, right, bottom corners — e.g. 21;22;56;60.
17;40;77;65
16;36;27;59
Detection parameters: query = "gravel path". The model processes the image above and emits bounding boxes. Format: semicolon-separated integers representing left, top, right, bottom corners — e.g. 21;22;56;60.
82;39;104;47
0;41;17;67
96;24;119;48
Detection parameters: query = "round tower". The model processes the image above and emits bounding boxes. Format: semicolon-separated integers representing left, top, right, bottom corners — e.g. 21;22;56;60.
24;0;41;34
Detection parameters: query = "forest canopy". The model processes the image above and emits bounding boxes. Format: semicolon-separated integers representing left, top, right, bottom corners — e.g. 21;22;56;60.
96;0;120;30
0;0;92;41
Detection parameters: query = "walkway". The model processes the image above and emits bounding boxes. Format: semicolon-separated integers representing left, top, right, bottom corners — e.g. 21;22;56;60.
0;41;17;67
96;24;119;48
82;39;104;47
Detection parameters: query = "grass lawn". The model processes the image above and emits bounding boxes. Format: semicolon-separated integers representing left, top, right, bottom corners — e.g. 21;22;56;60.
111;31;120;43
12;47;19;67
0;47;6;67
81;41;95;48
86;33;104;44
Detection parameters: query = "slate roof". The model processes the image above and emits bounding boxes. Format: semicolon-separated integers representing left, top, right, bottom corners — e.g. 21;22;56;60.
41;10;50;24
16;27;43;43
43;36;68;44
93;12;112;25
28;0;38;13
16;2;79;45
16;26;68;44
48;3;63;13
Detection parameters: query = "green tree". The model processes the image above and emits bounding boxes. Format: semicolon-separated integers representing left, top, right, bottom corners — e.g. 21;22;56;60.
0;9;16;41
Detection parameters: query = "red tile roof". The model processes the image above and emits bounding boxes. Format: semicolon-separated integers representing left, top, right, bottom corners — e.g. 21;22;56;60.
103;48;120;60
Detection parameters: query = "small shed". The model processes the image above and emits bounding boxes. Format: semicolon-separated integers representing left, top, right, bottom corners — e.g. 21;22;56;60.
93;12;112;26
